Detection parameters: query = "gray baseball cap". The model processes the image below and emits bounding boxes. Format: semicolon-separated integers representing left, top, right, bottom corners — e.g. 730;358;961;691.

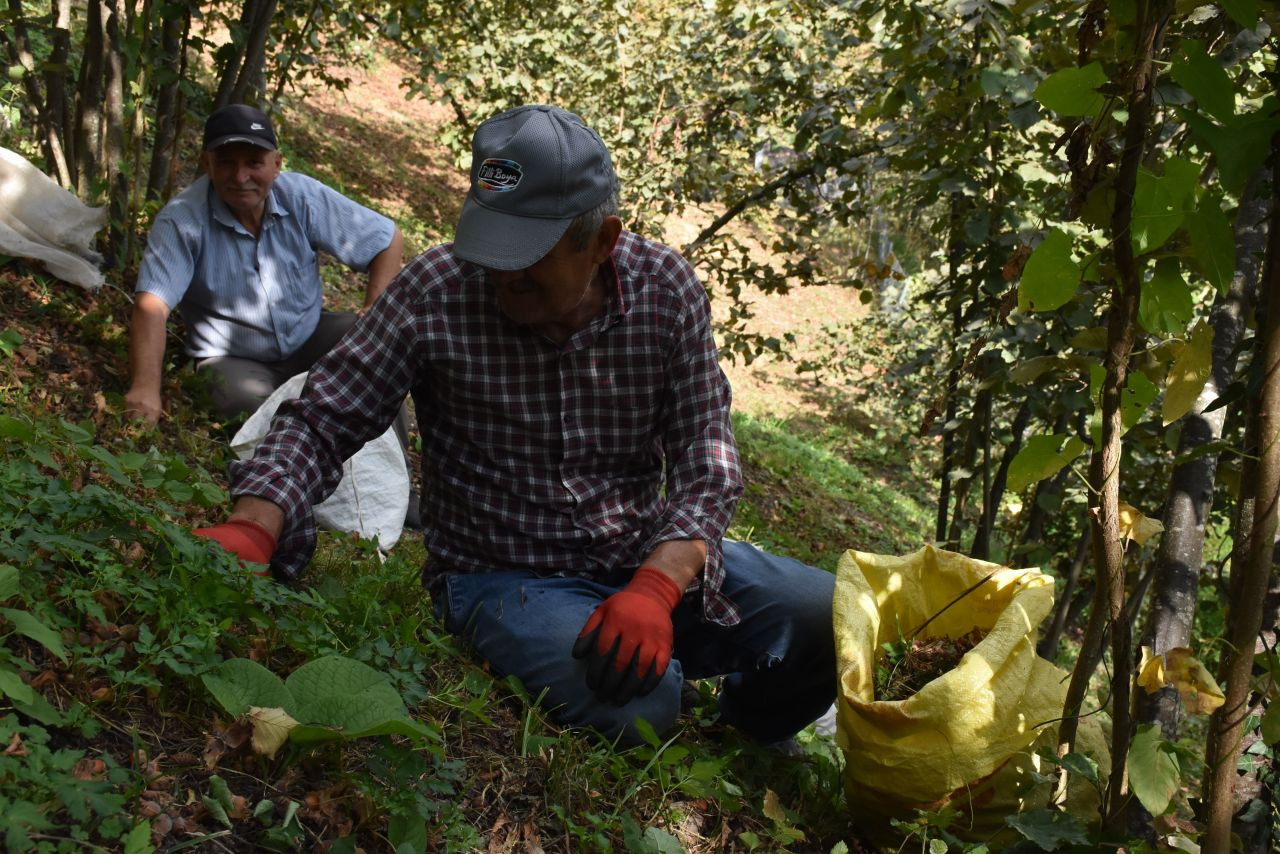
452;105;615;270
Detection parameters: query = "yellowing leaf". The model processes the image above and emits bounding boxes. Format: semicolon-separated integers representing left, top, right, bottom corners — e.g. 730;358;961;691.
1163;322;1214;426
247;706;298;758
1133;648;1224;715
1118;502;1164;545
1137;646;1165;693
762;788;785;823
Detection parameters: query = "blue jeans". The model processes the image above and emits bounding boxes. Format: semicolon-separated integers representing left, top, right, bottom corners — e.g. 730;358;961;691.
434;540;836;746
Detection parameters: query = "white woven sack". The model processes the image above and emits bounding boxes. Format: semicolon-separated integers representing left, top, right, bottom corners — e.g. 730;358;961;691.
0;147;106;290
231;372;409;551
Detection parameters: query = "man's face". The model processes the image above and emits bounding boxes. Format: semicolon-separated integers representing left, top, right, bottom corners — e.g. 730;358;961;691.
487;217;621;334
201;143;282;220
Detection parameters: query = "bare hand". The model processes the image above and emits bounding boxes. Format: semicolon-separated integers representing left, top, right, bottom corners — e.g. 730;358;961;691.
123;388;163;424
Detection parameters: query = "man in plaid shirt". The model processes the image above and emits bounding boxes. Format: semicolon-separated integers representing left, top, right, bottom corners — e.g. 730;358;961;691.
196;105;835;745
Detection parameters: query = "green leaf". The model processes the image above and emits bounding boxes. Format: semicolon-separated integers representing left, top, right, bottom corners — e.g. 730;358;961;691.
1139;258;1194;335
387;811;428;854
201;658;292;717
1183;108;1280;195
0;607;69;662
121;820;152;854
0;415;35;441
1131;158;1199;256
0;328;22;357
1261;701;1280;746
1170;41;1234;122
1006;809;1089;848
1034;62;1107;117
1058;751;1100;783
286;655;435;740
0;564;17;601
1163;322;1215;426
1128;724;1181;816
0;663;35;704
1220;0;1260;27
1090;366;1160;443
1186;200;1236;294
1007;433;1087;492
1018;229;1080;313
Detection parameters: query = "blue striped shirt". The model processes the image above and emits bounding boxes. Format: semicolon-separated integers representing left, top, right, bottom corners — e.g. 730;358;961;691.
135;172;395;360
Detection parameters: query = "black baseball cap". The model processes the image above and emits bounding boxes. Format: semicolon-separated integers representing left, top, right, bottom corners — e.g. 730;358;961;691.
203;104;277;151
452;105;615;270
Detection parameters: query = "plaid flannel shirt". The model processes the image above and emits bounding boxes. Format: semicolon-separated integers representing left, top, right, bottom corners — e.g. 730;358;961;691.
229;231;745;625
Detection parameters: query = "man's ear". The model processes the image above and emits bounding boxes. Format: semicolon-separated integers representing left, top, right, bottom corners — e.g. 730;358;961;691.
591;215;623;264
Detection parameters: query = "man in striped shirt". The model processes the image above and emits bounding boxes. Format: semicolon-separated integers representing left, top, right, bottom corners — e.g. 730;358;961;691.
198;105;836;746
125;103;404;424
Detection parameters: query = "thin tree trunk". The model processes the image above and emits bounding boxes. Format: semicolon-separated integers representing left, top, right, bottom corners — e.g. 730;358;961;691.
103;0;128;262
269;0;321;105
1202;134;1280;854
228;0;277;105
73;0;105;195
946;411;980;550
1038;527;1091;660
146;5;186;200
972;398;1031;559
214;0;259;107
46;0;74;183
1134;172;1267;736
1057;1;1172;832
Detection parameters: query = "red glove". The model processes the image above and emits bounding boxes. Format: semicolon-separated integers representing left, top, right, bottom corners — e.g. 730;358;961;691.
194;519;277;576
571;566;682;705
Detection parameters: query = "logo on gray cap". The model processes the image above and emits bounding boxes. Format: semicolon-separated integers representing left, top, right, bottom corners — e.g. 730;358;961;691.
477;159;523;192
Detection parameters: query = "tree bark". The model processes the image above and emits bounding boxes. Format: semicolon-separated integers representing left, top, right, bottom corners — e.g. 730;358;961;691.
1057;1;1172;832
228;0;277;106
73;0;105;194
214;0;259;107
46;0;74;184
1134;170;1267;742
103;0;128;262
1202;133;1280;854
972;398;1031;559
146;4;187;200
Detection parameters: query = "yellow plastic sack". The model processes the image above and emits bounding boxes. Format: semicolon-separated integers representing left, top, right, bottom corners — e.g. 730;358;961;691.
834;545;1106;844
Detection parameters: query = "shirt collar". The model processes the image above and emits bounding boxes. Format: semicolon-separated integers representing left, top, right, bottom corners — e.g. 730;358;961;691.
206;176;288;235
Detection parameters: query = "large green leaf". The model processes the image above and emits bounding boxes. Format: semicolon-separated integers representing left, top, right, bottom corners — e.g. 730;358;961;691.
1034;62;1107;117
1018;228;1080;312
1170;41;1234;122
1131;158;1198;256
1007;433;1086;492
1183;108;1280;195
1139;258;1193;335
1220;0;1260;27
201;658;292;717
0;607;69;662
1006;809;1089;849
0;564;17;601
0;663;35;704
1185;200;1236;294
1163;322;1215;426
286;655;435;740
1090;366;1160;443
1128;724;1181;816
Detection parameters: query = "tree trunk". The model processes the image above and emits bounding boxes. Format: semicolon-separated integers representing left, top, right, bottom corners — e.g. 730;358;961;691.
46;0;74;184
972;398;1031;559
936;196;968;544
214;0;258;107
1038;527;1091;660
146;5;186;200
1057;1;1172;832
1133;170;1267;749
1202;133;1280;854
102;0;128;262
73;0;105;194
228;0;277;106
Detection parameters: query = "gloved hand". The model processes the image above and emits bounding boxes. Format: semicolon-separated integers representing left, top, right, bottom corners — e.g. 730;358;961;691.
194;518;277;576
572;566;681;705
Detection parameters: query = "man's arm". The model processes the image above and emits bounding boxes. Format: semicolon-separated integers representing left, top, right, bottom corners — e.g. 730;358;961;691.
124;292;172;423
641;538;707;593
362;227;405;310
